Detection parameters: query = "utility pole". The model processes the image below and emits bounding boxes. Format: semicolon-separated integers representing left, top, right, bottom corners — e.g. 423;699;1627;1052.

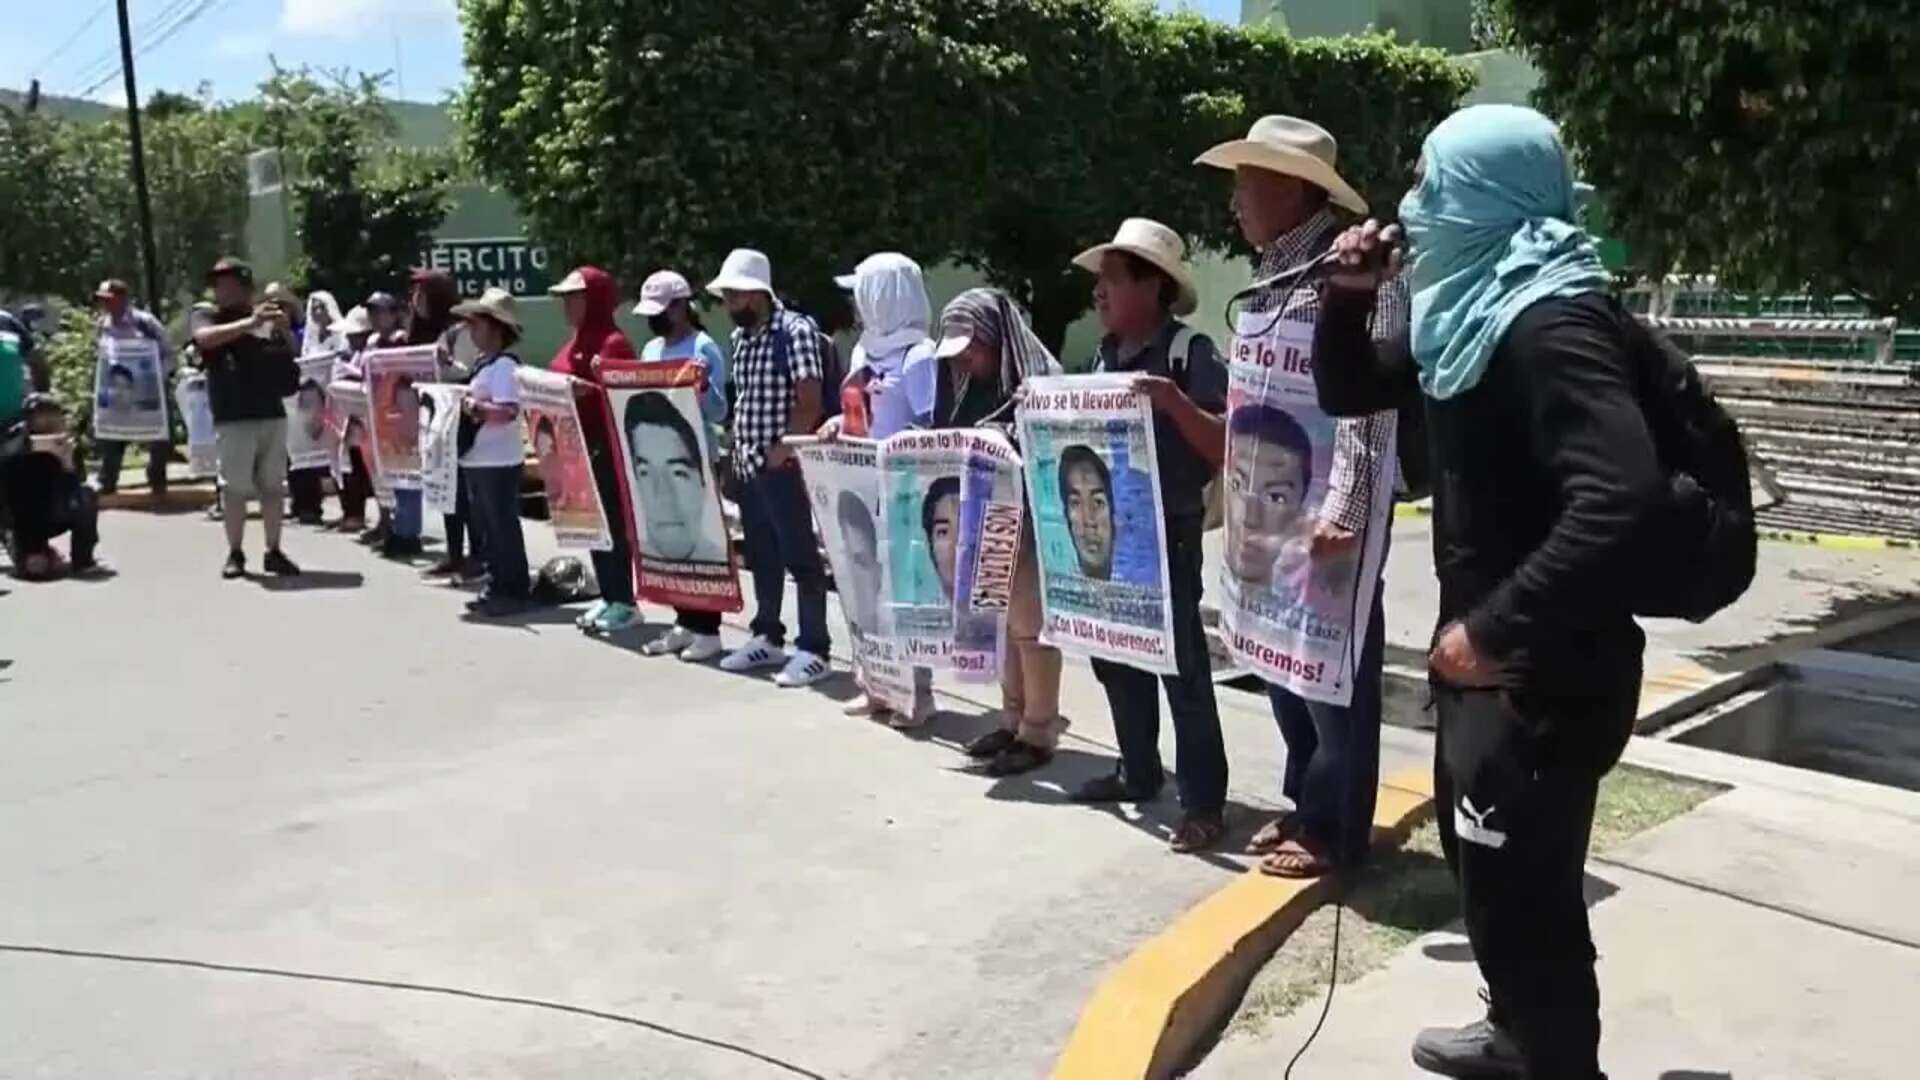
114;0;164;319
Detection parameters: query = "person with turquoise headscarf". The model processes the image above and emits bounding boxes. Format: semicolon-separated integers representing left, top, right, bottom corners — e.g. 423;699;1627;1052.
1310;104;1666;1080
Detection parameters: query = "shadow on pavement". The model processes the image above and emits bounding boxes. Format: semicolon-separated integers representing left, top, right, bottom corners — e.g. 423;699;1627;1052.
1660;1072;1733;1080
254;571;366;592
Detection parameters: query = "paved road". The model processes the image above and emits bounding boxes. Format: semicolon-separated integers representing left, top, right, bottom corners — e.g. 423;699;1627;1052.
0;508;1429;1079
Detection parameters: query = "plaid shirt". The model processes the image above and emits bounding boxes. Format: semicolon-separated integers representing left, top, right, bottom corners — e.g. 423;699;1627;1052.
730;302;824;479
1245;208;1410;533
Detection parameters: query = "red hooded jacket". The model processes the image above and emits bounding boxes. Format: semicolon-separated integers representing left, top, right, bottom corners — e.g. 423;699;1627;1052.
549;266;637;380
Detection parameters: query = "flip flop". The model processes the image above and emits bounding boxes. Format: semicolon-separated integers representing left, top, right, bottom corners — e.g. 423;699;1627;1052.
1258;835;1337;879
1247;812;1302;855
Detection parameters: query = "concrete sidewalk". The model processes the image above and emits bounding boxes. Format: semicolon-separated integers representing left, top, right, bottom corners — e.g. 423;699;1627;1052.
1195;739;1920;1079
0;507;1416;1079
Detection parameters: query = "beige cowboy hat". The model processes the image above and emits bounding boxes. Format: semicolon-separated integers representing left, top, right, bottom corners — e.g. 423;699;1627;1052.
1072;217;1200;316
1194;115;1369;215
451;286;524;335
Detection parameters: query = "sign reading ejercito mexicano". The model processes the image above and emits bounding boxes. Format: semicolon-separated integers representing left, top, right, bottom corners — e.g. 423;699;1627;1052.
420;237;553;298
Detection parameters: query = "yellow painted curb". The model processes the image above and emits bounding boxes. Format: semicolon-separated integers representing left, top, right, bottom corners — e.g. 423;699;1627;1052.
1050;767;1436;1080
1756;527;1915;551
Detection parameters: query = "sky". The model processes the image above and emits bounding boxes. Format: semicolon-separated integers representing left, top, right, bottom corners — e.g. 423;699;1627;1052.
1;0;1242;106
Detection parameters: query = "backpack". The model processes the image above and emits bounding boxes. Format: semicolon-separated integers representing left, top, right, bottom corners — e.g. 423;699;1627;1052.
1166;327;1227;532
1616;299;1757;622
770;312;845;418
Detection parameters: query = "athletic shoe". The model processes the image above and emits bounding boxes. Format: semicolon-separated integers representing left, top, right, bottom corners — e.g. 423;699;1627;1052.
719;636;785;673
843;695;887;717
677;634;724;663
644;626;696;656
262;549;301;576
575;600;609;630
1411;1010;1527;1079
221;550;247;579
773;650;830;688
592;602;640;633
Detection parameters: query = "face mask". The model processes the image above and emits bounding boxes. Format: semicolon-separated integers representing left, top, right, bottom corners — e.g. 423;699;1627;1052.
646;313;673;337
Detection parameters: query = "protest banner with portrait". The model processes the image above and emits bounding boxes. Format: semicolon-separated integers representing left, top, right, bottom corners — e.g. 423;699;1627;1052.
175;373;217;478
285;356;339;470
953;429;1025;618
328;379;389;506
878;429;999;679
519;367;613;551
365;346;438;490
418;384;465;515
794;436;918;715
1016;374;1177;674
93;337;169;442
599;360;742;613
1220;308;1393;706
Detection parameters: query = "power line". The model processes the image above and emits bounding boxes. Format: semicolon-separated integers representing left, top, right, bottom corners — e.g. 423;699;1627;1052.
66;0;192;95
66;0;197;97
28;1;114;78
76;0;235;99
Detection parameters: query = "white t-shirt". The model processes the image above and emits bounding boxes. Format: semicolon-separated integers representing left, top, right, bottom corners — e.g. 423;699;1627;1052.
854;339;936;440
461;352;524;467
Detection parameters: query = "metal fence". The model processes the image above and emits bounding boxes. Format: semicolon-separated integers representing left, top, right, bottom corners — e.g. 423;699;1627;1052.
1645;312;1920;541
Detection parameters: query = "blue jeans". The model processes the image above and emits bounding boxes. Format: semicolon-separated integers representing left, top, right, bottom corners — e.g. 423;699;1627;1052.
1092;513;1228;816
1270;577;1387;868
392;489;423;539
464;465;528;600
738;464;829;656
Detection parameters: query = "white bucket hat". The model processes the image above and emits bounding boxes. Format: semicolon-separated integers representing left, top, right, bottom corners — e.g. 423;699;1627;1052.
706;248;774;297
1072;217;1200;316
634;270;694;316
335;305;372;337
451;286;524;335
1194;115;1369;215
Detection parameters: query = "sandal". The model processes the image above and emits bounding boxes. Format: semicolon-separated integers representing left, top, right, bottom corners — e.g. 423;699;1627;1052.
984;740;1052;777
964;728;1017;760
1171;814;1228;854
1248;812;1303;855
1259;834;1337;879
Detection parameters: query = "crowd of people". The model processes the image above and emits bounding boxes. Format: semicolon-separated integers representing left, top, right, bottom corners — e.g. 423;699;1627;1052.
1;103;1717;1080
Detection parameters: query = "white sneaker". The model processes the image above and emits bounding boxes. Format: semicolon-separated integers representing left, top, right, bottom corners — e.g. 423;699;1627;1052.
719;636;785;673
678;634;724;663
644;626;696;656
774;650;830;688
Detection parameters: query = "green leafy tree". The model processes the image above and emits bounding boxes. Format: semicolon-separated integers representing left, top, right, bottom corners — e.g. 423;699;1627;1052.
1498;0;1920;316
457;0;1466;348
258;68;453;303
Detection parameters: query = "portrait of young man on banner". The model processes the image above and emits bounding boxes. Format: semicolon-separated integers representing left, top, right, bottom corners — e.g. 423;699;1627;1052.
93;337;168;442
364;346;438;489
518;366;613;551
599;359;742;613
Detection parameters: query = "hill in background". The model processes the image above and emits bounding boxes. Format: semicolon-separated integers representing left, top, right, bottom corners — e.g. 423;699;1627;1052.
0;87;455;149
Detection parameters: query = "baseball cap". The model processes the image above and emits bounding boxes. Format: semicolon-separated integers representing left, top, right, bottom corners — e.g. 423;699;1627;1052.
95;278;130;299
549;269;590;296
207;256;253;285
635;270;694;316
364;291;401;311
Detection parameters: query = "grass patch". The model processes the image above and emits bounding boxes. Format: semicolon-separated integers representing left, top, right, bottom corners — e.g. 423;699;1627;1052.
1223;764;1727;1040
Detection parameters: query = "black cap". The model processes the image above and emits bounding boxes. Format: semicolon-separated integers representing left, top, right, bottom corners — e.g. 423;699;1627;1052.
207;256;253;285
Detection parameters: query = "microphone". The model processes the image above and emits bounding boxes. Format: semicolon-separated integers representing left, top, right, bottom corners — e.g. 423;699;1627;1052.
1228;235;1404;302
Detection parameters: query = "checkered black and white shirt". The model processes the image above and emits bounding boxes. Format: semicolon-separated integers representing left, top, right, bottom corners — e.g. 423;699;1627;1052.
730;302;824;480
1245;208;1411;533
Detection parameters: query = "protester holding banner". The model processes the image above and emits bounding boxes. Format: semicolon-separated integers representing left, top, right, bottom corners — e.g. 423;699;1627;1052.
710;250;833;688
91;279;174;499
410;270;468;572
932;288;1065;776
1045;219;1230;852
287;290;346;526
820;254;938;722
1312;105;1663;1080
546;266;643;634
2;394;106;580
190;257;301;580
631;269;732;660
1196;116;1404;878
451;288;530;617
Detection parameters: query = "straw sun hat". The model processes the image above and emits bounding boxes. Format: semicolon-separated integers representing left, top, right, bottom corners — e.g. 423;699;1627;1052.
1194;115;1369;215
